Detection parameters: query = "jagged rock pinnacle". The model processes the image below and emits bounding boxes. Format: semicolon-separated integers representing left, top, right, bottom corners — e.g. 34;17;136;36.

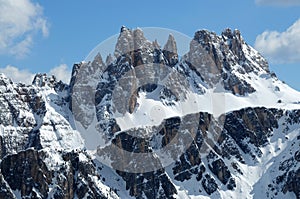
222;28;234;39
114;27;134;58
93;53;104;64
132;28;150;50
163;34;177;55
92;52;105;72
120;25;129;33
152;39;160;50
193;29;216;44
114;27;153;59
1;26;300;199
105;53;115;66
221;28;242;43
0;73;13;86
163;34;178;65
32;73;57;87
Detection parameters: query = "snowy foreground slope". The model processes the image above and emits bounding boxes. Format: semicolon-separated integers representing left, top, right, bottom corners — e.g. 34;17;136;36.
0;27;300;199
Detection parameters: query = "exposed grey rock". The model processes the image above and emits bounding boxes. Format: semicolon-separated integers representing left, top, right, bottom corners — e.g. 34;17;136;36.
0;27;300;199
105;53;115;66
0;173;16;199
1;149;51;198
163;34;178;65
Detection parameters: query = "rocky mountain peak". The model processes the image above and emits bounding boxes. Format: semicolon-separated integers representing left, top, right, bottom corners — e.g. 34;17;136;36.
0;73;13;87
193;29;218;44
91;52;105;73
222;28;269;72
152;39;160;50
132;28;150;50
114;26;153;59
191;28;269;72
221;28;241;40
184;28;273;94
32;73;57;87
163;34;178;65
221;28;246;63
92;52;104;65
1;26;300;199
163;34;177;54
105;53;115;66
72;27;272;98
114;26;133;58
120;25;129;33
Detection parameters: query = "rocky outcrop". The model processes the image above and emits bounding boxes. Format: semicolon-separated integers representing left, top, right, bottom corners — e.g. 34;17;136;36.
183;28;270;95
1;27;300;199
163;34;178;66
224;108;280;155
1;149;51;198
0;73;118;199
0;173;15;199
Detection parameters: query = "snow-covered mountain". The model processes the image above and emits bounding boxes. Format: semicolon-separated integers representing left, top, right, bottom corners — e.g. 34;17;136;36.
0;27;300;199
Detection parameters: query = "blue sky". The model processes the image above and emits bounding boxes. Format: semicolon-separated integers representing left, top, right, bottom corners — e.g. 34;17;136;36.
0;0;299;90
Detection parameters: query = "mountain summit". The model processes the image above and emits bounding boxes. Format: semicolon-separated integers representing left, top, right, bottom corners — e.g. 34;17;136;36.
0;27;300;199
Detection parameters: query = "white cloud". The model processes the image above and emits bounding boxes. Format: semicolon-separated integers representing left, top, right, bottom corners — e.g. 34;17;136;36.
0;65;35;85
254;18;300;64
48;64;71;84
0;64;71;85
0;0;49;58
255;0;300;6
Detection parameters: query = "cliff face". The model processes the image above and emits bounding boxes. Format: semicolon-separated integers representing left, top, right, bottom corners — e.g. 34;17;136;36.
1;27;300;199
0;74;119;199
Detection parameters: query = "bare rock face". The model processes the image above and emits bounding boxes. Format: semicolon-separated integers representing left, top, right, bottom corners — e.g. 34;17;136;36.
163;34;178;66
184;28;267;95
224;108;280;155
114;26;134;58
114;26;154;62
105;53;115;66
222;28;269;72
262;110;300;199
1;149;51;198
33;73;57;87
1;27;300;199
69;27;300;198
69;59;105;128
0;173;15;199
0;73;118;199
92;53;105;72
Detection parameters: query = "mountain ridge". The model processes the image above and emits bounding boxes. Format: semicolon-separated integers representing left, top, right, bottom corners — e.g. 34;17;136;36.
0;27;300;199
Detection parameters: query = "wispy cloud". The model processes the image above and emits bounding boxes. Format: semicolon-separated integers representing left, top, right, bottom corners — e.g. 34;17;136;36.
0;65;35;85
48;64;72;84
254;18;300;64
255;0;300;6
0;64;71;85
0;0;49;58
